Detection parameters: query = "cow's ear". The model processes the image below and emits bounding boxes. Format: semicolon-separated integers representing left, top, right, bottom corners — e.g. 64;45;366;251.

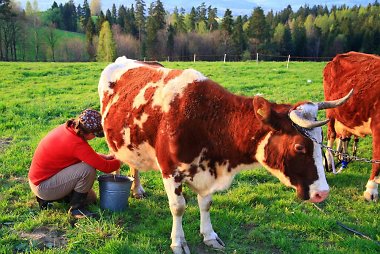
253;96;280;130
253;96;272;122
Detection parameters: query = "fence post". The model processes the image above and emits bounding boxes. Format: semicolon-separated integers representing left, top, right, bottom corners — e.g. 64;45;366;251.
287;55;290;68
167;56;170;62
256;53;259;63
143;57;146;62
224;54;226;63
193;54;196;62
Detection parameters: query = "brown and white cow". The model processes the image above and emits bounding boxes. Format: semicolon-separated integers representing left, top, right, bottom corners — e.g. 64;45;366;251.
324;51;380;201
99;57;350;253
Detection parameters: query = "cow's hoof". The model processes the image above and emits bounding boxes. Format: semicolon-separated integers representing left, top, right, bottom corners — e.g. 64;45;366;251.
171;242;190;254
132;192;146;199
363;191;378;202
204;237;225;249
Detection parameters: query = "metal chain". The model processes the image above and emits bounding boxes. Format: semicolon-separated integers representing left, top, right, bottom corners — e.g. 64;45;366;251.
295;125;380;164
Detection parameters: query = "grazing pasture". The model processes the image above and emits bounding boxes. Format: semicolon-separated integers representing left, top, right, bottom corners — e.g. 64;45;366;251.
0;61;378;253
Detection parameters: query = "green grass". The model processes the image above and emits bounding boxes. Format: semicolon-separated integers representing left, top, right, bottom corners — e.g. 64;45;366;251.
0;60;379;253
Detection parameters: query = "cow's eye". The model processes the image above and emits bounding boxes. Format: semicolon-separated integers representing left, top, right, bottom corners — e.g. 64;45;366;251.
294;144;306;154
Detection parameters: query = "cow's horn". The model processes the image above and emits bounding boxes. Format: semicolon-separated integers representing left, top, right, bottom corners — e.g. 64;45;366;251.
289;110;330;129
317;89;354;110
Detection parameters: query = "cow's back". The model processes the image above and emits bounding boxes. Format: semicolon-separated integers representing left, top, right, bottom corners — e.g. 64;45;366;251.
323;51;380;135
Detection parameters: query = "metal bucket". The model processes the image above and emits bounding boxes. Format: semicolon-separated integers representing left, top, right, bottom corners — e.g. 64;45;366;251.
98;174;134;212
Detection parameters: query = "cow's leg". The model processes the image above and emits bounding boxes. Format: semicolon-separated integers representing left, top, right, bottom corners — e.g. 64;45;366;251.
197;194;225;249
325;120;336;172
130;167;146;199
163;177;190;254
325;139;334;171
363;131;380;202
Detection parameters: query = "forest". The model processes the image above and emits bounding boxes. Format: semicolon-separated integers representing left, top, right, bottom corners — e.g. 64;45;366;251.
0;0;380;62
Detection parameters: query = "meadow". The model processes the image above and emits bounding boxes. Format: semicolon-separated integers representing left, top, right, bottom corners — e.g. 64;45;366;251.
0;60;379;254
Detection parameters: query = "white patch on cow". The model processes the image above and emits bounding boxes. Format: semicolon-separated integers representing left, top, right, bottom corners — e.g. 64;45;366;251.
98;57;146;98
133;82;154;109
132;68;172;109
255;132;294;188
307;127;330;197
100;94;120;124
152;69;207;112
134;113;149;128
335;118;372;137
109;126;158;171
178;148;259;196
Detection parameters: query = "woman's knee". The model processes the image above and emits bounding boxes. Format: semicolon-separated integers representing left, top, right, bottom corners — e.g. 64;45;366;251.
81;163;96;181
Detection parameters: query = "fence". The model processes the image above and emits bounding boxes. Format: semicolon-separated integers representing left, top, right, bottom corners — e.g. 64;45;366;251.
141;53;335;63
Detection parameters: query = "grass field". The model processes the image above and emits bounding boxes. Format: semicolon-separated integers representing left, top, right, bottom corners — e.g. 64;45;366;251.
0;60;379;254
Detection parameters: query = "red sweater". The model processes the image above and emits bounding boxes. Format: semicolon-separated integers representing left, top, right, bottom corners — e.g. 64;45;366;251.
29;124;120;185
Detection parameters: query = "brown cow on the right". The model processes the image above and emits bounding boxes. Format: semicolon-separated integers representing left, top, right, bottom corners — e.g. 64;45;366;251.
323;51;380;201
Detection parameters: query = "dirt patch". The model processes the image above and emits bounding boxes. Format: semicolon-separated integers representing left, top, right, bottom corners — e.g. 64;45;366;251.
0;137;12;151
20;226;67;249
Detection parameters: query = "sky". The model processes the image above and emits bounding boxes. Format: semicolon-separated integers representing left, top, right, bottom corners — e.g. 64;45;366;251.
16;0;377;16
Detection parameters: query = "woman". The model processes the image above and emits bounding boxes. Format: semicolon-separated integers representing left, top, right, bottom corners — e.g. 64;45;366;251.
29;109;121;218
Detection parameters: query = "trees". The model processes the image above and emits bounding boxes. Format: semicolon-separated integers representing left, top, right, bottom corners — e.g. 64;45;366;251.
62;0;77;32
90;0;101;16
135;0;145;44
97;21;116;62
86;17;95;60
207;6;218;31
2;0;380;62
247;7;269;43
232;15;248;58
25;0;41;61
46;23;59;61
145;0;166;59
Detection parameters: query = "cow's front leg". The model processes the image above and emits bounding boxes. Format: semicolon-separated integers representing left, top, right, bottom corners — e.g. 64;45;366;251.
163;176;190;254
198;194;225;249
363;133;380;201
130;167;146;199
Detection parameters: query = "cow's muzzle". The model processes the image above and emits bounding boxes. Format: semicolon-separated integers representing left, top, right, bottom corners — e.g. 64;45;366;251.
309;190;329;203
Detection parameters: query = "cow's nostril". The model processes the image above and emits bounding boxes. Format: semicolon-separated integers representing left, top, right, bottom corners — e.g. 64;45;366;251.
310;190;329;203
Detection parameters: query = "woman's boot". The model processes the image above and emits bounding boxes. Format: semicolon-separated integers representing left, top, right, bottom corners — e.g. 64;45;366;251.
68;191;98;219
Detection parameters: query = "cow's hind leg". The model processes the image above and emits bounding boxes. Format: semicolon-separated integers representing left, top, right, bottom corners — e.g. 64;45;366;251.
363;130;380;201
163;176;190;254
198;194;225;249
130;167;146;199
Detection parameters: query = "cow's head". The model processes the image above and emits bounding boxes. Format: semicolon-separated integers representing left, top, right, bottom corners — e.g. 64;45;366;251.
253;90;353;203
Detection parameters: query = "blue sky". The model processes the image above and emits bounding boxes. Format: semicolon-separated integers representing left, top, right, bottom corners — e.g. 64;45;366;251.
17;0;377;16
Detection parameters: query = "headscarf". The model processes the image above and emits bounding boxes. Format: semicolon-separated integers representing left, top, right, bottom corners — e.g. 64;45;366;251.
67;109;104;137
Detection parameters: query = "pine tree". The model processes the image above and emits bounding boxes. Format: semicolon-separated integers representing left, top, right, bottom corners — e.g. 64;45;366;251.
232;15;248;57
111;4;117;24
135;0;146;43
207;6;218;31
86;18;96;60
97;21;116;62
117;5;127;30
145;2;157;58
81;0;91;30
106;9;112;24
125;5;138;37
153;0;166;30
186;7;196;32
247;7;269;43
221;8;233;35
